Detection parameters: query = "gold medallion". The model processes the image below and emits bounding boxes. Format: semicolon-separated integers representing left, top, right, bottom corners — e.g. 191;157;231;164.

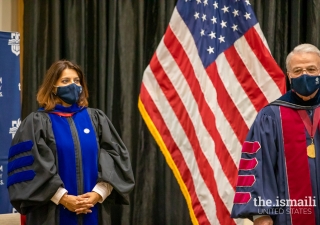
307;144;316;158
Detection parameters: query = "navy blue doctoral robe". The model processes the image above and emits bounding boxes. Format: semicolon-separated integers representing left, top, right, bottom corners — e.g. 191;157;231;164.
7;104;135;225
231;90;320;225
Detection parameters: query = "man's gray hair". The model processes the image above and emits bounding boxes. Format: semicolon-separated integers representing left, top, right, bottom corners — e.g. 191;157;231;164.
286;43;320;71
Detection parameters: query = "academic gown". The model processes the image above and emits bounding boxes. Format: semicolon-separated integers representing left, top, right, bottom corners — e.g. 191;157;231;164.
231;90;320;225
7;104;135;225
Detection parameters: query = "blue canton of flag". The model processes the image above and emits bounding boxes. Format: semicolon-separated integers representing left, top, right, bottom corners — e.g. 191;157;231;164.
177;0;257;67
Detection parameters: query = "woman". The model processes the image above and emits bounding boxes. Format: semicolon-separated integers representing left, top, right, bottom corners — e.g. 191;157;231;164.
7;60;135;225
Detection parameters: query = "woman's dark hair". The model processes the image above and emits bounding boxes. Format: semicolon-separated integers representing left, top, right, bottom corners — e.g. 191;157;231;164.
37;60;89;110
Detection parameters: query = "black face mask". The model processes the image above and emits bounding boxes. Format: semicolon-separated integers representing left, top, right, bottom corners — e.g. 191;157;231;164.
291;74;320;96
55;83;82;105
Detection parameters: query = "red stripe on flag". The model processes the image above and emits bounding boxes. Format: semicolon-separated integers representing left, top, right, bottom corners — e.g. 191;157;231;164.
149;53;236;225
164;26;239;188
239;158;258;170
206;62;249;144
242;141;261;154
233;192;251;204
224;45;269;112
244;27;286;94
236;175;256;187
140;83;209;224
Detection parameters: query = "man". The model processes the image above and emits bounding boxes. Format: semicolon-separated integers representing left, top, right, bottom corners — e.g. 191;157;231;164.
231;43;320;225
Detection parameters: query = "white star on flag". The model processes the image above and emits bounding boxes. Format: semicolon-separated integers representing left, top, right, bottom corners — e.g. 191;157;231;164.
194;12;200;19
213;1;218;9
218;35;225;43
202;14;207;21
221;5;229;13
244;12;251;20
232;9;239;17
220;20;227;28
232;24;238;31
207;46;214;54
211;16;217;24
209;31;216;39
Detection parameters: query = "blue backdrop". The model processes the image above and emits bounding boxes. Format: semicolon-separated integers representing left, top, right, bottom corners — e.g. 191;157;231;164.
0;31;21;214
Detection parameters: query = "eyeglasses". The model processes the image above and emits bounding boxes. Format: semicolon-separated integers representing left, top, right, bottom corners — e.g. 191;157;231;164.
289;66;319;77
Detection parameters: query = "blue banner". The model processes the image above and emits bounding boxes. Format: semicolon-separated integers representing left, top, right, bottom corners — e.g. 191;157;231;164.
0;31;21;214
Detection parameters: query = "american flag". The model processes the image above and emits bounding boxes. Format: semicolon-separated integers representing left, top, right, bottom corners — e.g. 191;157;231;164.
138;0;286;224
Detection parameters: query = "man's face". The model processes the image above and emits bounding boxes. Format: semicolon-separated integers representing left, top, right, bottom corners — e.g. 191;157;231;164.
287;52;320;81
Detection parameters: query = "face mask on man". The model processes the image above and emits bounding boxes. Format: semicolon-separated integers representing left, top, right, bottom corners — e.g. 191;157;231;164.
54;83;82;104
291;74;320;96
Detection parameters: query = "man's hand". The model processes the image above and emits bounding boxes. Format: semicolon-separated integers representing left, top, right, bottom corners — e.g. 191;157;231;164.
254;216;273;225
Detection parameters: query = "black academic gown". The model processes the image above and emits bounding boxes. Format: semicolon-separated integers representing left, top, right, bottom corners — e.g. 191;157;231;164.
7;104;135;225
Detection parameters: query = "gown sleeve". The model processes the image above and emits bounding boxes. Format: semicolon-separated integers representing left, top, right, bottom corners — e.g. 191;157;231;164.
7;112;63;214
231;106;281;221
88;108;135;205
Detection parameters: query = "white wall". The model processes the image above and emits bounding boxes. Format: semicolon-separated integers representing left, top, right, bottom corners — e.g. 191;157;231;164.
0;0;18;32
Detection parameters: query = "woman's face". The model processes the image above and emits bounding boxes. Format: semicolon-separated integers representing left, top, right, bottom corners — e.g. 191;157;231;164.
55;68;81;87
53;68;82;106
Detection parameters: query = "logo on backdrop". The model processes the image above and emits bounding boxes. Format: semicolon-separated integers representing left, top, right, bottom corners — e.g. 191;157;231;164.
9;119;21;138
8;32;20;56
